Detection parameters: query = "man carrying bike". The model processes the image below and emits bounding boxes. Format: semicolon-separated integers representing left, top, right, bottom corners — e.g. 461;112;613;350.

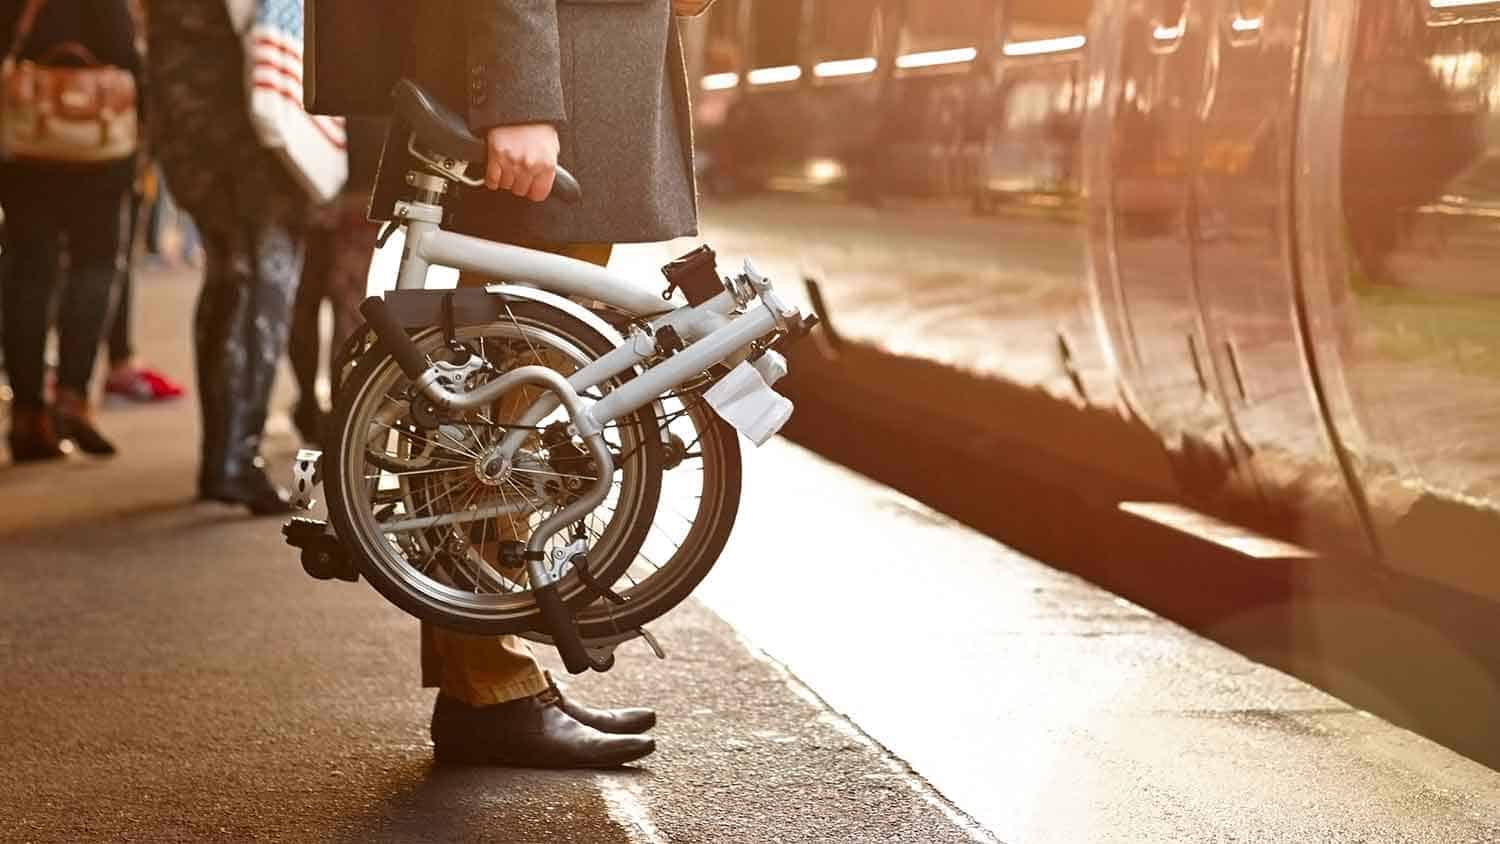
397;0;715;769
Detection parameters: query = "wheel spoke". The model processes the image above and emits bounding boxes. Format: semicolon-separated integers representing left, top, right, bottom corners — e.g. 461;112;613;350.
364;464;470;480
371;421;477;459
510;466;599;482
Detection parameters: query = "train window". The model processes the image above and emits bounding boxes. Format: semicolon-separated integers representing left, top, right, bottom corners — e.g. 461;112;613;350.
751;0;804;70
899;0;989;56
810;0;883;63
1005;3;1092;55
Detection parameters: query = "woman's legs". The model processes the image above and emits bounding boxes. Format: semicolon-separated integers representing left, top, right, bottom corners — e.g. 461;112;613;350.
56;190;127;398
51;188;130;455
0;191;60;413
0;188;65;461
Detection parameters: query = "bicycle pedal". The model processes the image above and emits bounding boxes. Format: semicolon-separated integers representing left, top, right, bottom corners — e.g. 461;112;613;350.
290;448;323;511
283;518;359;583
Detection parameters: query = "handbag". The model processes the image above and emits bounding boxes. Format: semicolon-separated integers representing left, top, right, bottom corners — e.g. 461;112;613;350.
0;0;139;163
239;0;348;202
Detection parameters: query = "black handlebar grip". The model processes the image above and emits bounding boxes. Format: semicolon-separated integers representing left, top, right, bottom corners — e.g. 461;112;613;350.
551;166;583;205
359;297;429;380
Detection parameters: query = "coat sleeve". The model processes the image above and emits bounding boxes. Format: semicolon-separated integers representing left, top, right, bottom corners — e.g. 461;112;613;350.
462;0;567;131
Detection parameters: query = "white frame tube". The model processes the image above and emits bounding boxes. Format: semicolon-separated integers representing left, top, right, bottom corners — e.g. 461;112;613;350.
405;218;670;317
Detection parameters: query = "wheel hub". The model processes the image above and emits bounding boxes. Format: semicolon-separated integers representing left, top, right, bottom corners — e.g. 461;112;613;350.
475;449;513;486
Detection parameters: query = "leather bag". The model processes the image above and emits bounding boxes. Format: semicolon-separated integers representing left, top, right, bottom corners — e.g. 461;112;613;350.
0;0;139;163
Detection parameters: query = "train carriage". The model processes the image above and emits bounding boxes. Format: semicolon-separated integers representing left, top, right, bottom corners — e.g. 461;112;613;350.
682;0;1500;612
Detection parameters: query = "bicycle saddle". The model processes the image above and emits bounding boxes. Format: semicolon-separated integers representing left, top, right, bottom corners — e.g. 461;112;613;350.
393;78;582;202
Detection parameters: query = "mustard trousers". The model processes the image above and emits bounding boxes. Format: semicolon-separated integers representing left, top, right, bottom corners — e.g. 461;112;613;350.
420;242;614;705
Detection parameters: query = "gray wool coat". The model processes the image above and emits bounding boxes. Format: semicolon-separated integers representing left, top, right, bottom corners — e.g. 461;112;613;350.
391;0;701;246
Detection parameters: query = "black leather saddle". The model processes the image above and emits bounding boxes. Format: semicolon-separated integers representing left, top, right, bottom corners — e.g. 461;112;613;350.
393;78;487;163
392;78;581;201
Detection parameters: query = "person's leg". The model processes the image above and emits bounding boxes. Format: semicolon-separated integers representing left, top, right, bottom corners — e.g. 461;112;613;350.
241;217;303;443
288;221;333;442
422;626;550;706
194;225;246;490
102;179;185;402
176;199;203;265
195;214;302;513
54;187;129;456
143;172;163;259
326;200;380;353
1;185;65;460
102;254;185;401
422;241;652;766
428;242;617;706
108;189;140;367
107;264;134;366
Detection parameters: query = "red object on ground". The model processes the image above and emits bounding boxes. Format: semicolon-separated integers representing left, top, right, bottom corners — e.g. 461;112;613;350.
105;367;184;402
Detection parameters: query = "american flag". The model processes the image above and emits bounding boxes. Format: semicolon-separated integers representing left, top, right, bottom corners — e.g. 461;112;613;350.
249;0;348;152
246;0;347;200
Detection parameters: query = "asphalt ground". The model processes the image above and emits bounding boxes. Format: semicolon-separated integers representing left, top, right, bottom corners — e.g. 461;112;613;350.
3;260;1499;842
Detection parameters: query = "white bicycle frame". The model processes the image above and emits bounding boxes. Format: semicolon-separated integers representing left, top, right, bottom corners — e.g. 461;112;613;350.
378;189;803;587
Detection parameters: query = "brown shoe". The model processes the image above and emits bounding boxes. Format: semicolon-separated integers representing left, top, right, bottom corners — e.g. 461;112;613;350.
430;689;655;768
548;674;657;735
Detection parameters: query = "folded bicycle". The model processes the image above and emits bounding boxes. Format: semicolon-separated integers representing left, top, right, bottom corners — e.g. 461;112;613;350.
284;80;819;674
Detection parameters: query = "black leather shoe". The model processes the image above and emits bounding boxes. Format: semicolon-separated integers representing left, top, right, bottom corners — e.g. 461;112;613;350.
430;689;655;768
201;461;295;516
549;675;656;735
56;412;117;457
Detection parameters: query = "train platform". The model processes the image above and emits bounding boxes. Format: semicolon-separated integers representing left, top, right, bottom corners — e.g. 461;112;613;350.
2;262;1499;841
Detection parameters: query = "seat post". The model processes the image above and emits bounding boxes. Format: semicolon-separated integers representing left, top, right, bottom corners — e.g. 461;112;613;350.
404;170;450;207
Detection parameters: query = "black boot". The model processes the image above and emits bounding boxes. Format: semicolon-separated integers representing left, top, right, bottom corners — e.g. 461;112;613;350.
430;689;656;768
548;673;656;734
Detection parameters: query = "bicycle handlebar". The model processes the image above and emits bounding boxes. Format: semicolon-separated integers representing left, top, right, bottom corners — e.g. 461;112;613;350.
550;165;583;205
